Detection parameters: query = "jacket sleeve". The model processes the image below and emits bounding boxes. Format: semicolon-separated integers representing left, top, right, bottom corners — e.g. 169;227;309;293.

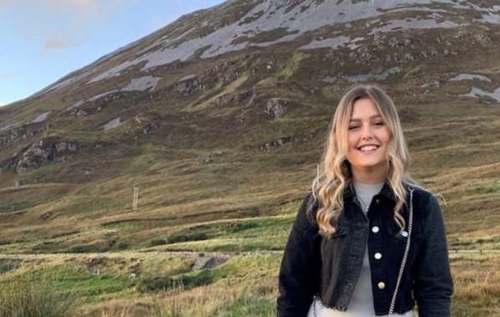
414;193;454;317
277;192;322;317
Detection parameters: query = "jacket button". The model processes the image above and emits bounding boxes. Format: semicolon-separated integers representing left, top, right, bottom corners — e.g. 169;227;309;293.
371;226;380;233
401;230;409;237
377;281;386;289
375;198;380;204
374;252;382;260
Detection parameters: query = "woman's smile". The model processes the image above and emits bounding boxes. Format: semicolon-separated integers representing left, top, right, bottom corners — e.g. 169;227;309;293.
358;144;380;153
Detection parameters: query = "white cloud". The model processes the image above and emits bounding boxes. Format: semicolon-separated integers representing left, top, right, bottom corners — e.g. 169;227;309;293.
1;0;136;52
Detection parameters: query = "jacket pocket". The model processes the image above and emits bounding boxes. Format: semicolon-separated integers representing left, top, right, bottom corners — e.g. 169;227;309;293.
326;222;350;239
320;223;350;256
319;222;351;306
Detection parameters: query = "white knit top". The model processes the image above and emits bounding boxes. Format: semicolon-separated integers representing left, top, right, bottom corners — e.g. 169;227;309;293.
307;181;415;317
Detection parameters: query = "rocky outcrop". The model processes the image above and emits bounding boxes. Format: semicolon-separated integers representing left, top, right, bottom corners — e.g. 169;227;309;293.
191;252;230;271
176;74;202;96
265;98;289;119
66;90;147;118
133;113;161;135
103;117;122;131
258;136;292;151
198;150;224;164
1;137;79;174
0;122;45;150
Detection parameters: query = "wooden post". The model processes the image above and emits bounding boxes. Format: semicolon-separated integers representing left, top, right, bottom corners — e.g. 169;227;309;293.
43;123;49;138
133;185;139;210
15;179;20;189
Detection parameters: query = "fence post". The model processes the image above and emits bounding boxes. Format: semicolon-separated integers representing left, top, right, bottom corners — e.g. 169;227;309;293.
133;185;139;211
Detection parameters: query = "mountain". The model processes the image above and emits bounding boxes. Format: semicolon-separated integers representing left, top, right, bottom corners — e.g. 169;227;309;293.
0;1;499;313
0;0;500;316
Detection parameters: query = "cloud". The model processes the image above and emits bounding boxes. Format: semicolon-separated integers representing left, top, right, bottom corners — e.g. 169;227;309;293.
45;0;100;12
0;72;16;80
43;36;75;51
1;0;136;52
0;0;115;16
40;0;135;18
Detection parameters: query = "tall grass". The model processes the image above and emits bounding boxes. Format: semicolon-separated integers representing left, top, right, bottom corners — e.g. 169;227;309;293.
0;270;76;317
149;278;275;317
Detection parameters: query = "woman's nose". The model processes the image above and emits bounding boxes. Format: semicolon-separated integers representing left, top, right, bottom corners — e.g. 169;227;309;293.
360;124;374;139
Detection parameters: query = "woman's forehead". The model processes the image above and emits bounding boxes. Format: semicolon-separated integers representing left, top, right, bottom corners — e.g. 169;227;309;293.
350;113;382;121
350;98;382;119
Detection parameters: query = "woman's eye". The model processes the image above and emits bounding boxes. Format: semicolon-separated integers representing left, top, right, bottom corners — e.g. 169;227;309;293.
348;125;359;130
374;121;385;126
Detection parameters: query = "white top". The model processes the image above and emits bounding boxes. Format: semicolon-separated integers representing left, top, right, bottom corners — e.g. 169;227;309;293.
307;181;415;317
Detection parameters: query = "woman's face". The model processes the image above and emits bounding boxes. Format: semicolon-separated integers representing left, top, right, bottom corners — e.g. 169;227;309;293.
345;97;392;172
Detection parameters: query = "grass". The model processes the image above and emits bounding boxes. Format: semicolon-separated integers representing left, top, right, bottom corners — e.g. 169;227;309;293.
184;73;249;112
153;215;289;244
0;258;21;273
0;252;281;316
0;269;77;317
143;253;279;317
474;180;500;194
0;251;499;316
149;283;276;317
451;255;500;316
273;51;309;81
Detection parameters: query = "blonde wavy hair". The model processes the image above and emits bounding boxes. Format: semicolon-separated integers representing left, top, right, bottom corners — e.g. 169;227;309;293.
311;84;416;237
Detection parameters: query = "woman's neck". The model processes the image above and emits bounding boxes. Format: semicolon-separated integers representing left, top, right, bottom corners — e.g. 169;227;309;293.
351;166;387;184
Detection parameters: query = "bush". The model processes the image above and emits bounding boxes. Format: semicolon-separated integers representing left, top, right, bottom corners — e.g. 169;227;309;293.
149;238;168;247
69;244;96;253
0;259;21;274
114;241;130;250
167;231;208;243
137;276;177;292
0;270;76;317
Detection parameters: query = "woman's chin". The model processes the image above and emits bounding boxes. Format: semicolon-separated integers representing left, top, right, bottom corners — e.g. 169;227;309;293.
352;159;386;169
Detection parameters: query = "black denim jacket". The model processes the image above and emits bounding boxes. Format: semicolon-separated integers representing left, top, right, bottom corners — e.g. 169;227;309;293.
277;181;453;316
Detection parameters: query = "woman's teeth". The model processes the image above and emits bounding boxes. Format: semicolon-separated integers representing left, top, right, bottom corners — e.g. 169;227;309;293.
359;145;378;152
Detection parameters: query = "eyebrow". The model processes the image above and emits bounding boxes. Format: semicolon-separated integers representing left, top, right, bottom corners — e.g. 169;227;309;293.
350;115;382;121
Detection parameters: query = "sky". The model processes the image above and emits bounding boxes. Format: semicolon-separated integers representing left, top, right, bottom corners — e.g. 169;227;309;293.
0;0;226;107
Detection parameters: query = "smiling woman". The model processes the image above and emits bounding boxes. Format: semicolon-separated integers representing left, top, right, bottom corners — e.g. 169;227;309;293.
277;84;453;317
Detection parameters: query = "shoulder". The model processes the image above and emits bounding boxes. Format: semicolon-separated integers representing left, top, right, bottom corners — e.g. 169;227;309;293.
404;180;443;218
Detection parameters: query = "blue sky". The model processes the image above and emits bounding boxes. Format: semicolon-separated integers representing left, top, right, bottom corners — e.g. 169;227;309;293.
0;0;225;106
